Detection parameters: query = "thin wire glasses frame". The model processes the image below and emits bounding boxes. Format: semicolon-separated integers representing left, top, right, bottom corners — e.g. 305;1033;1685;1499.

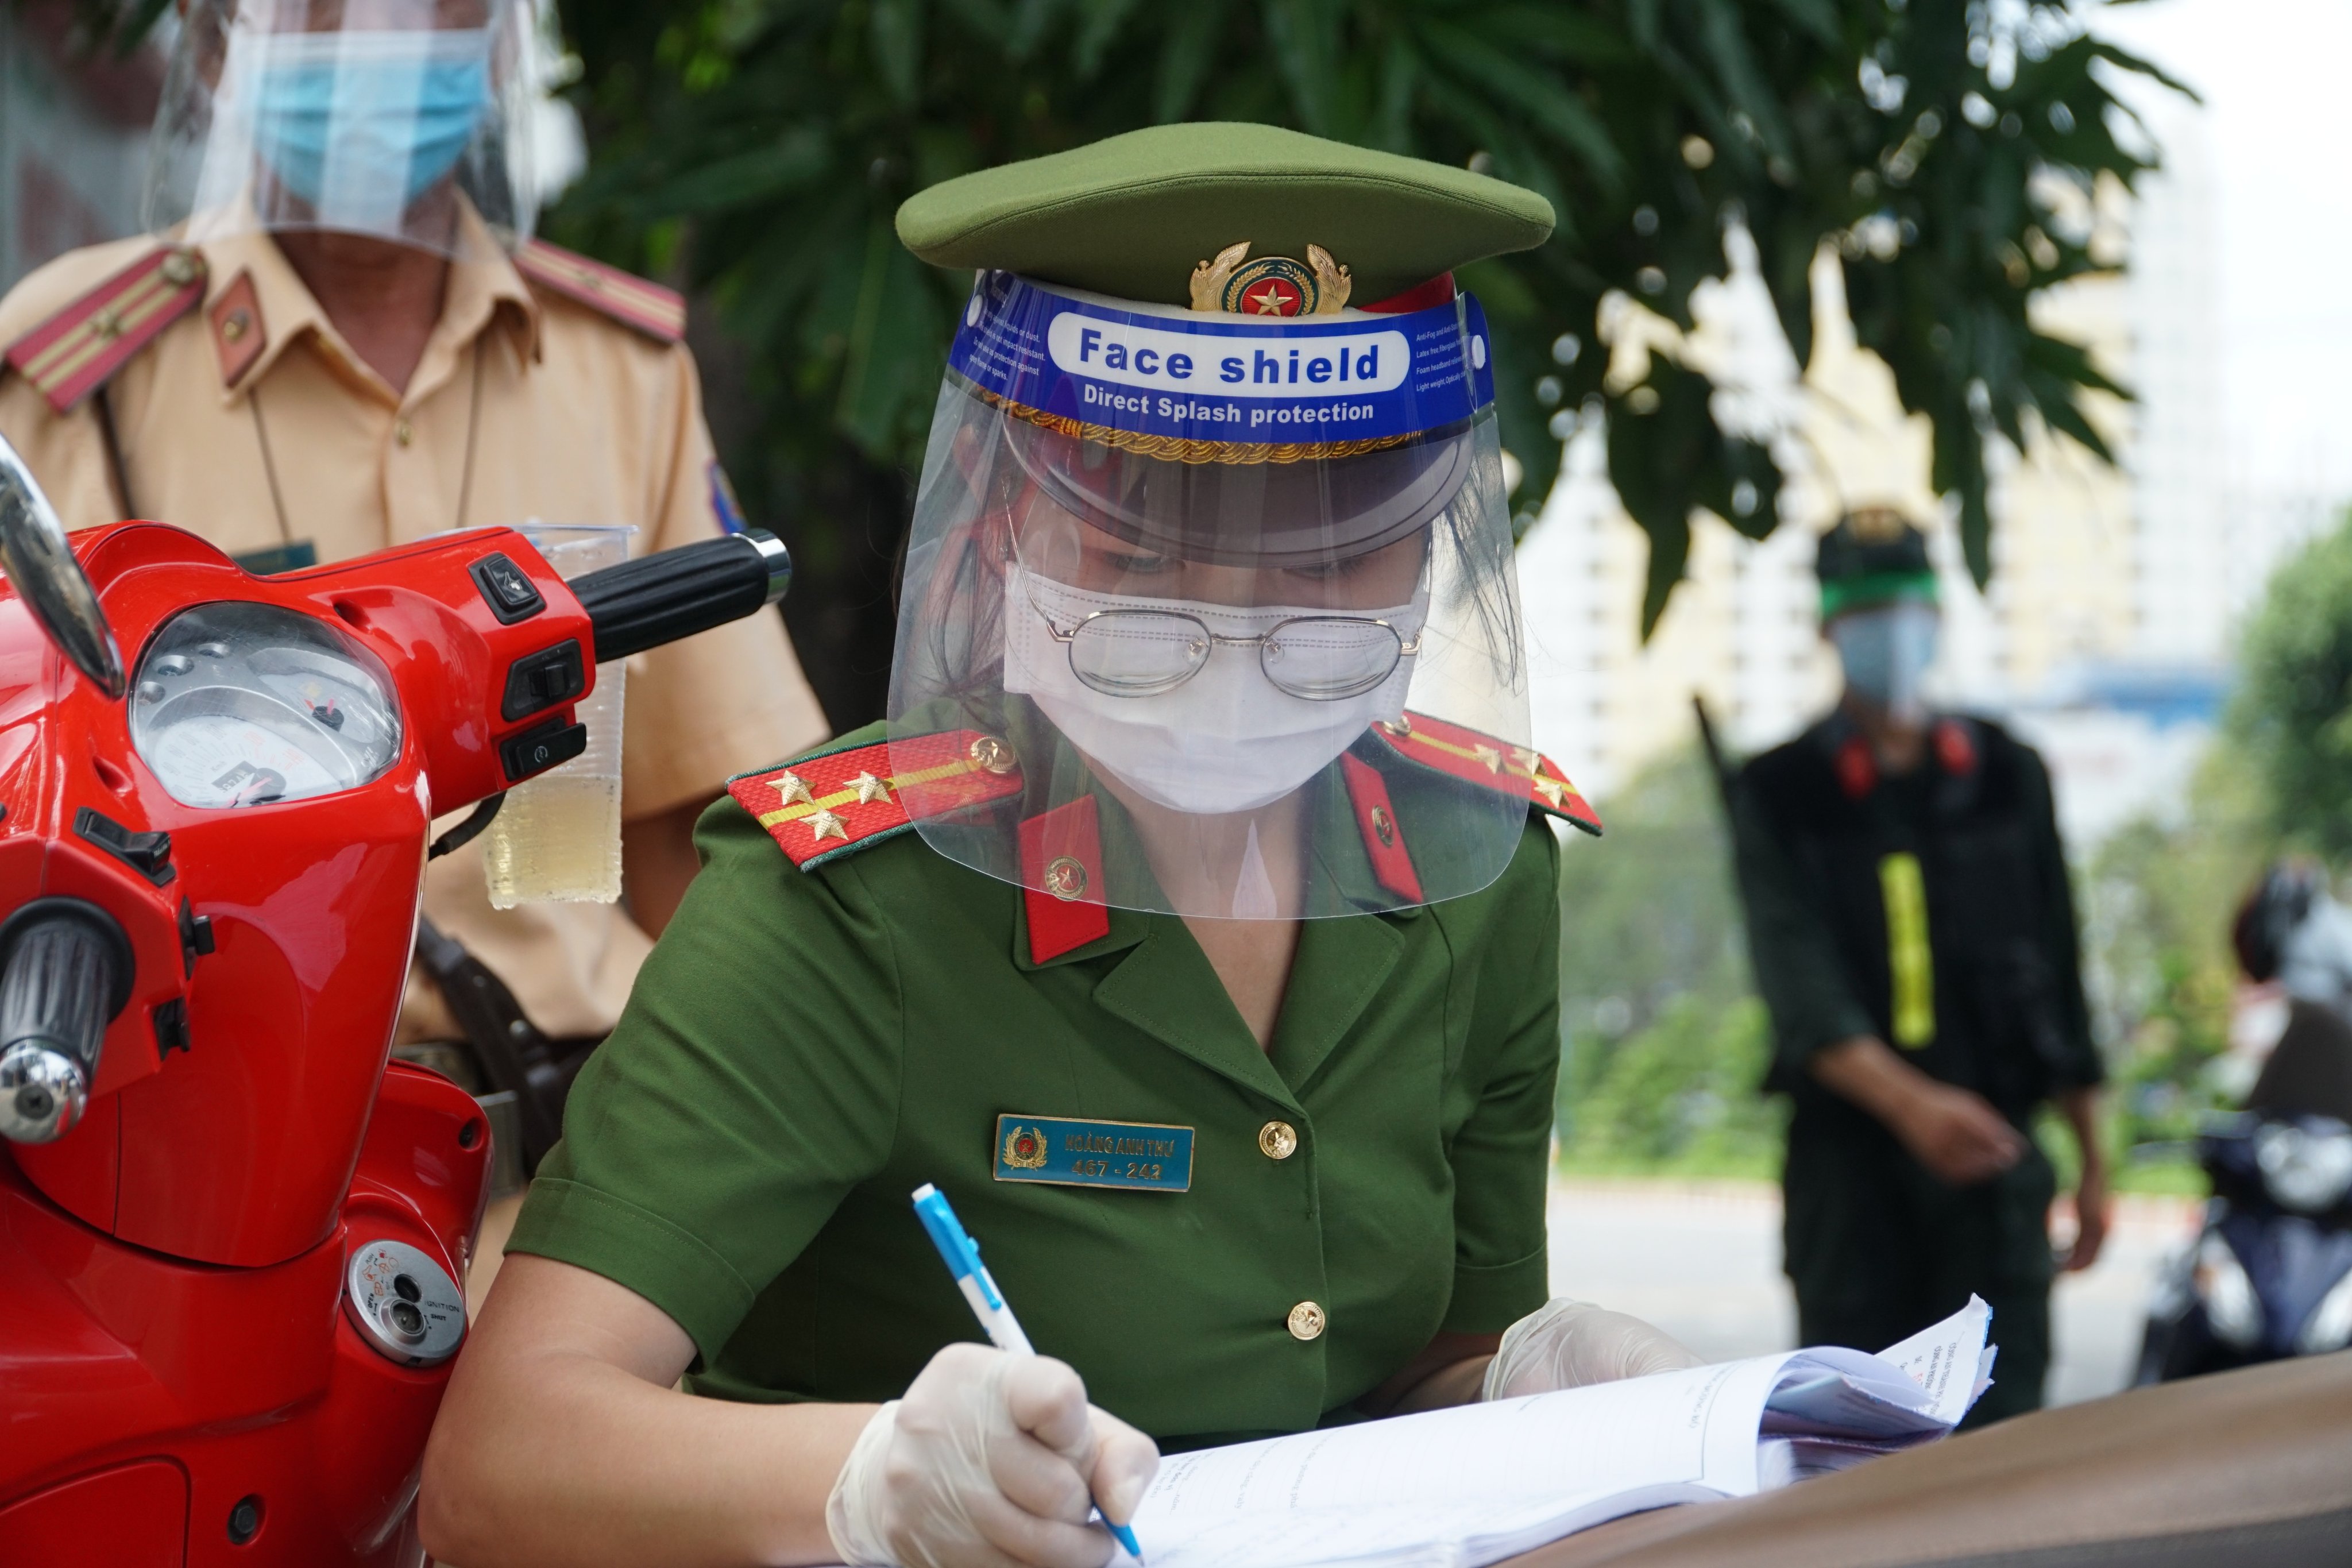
1031;596;1422;701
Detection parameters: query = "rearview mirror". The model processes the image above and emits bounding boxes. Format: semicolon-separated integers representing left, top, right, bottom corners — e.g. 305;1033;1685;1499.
0;433;125;700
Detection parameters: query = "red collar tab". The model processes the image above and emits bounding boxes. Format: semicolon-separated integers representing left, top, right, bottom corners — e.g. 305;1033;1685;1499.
1371;711;1603;836
513;238;686;343
1835;734;1877;799
1341;753;1425;902
4;245;207;412
730;729;1024;871
1933;717;1977;777
1358;273;1455;315
1019;795;1111;963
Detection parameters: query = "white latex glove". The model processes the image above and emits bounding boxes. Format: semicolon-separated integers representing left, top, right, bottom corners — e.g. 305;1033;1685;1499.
1480;1298;1705;1401
827;1343;1160;1568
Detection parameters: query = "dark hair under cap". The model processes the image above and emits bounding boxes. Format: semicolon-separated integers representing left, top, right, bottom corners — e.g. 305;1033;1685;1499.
1817;507;1937;619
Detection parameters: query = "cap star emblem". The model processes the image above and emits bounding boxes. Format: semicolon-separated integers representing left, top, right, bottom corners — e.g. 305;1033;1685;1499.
850;771;891;805
773;770;814;806
1249;285;1291;315
806;808;848;843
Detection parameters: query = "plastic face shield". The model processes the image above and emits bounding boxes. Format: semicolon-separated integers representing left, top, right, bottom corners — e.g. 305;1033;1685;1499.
144;0;542;260
885;271;1534;922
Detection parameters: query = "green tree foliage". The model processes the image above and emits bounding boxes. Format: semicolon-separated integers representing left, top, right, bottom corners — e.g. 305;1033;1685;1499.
531;0;2180;706
1556;743;1783;1174
65;0;2187;713
2231;511;2352;862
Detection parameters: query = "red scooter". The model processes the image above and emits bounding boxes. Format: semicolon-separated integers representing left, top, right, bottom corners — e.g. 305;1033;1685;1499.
0;434;789;1564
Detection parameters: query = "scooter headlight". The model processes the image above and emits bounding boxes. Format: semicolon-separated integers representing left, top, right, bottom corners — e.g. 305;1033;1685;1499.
2297;1267;2352;1355
2196;1233;2264;1350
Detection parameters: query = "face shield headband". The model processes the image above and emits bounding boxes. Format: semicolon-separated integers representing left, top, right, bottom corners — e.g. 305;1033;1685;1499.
883;271;1533;921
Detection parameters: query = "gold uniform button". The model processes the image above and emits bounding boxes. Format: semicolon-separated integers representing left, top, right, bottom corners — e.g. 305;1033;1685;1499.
1258;1121;1298;1160
393;419;414;448
1287;1301;1326;1341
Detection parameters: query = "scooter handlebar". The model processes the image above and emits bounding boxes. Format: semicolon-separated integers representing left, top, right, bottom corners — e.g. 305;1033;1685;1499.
569;530;791;664
0;900;130;1144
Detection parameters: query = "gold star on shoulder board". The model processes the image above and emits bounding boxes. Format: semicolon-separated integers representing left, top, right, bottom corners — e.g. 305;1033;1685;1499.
773;770;814;806
806;808;848;843
1534;775;1567;810
1511;746;1540;771
1473;744;1504;774
851;771;891;805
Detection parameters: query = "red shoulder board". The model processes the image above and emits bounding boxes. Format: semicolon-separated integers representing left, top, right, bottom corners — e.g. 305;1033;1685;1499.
1372;710;1602;837
729;729;1025;871
3;246;207;412
513;239;686;343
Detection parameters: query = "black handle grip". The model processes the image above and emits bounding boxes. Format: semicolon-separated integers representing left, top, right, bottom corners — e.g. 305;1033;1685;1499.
0;899;130;1143
570;530;791;664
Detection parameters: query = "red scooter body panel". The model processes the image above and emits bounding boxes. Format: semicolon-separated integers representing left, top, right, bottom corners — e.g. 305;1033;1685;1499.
0;521;579;1561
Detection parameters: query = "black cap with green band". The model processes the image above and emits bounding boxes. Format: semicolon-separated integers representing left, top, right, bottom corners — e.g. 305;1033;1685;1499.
1817;507;1938;620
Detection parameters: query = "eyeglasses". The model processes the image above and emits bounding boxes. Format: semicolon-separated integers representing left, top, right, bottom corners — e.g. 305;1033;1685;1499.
1034;602;1420;701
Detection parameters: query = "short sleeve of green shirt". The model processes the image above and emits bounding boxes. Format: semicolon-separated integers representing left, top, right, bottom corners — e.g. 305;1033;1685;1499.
509;800;906;1362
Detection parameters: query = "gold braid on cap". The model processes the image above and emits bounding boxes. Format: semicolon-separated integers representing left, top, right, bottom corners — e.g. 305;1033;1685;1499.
969;385;1414;466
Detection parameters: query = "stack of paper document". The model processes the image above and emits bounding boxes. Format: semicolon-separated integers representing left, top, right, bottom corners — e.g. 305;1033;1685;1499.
1118;1297;1995;1568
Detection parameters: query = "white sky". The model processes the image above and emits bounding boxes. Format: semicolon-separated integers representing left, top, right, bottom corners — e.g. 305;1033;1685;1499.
2093;0;2352;496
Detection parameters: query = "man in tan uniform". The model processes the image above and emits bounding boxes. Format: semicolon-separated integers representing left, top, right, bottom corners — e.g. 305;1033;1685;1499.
0;0;827;1156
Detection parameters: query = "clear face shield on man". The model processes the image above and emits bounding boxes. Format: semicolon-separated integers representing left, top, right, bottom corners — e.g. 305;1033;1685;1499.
887;270;1535;922
144;0;542;260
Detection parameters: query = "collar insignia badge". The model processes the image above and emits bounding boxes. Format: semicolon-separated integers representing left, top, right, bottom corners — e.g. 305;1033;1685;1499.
1189;241;1353;316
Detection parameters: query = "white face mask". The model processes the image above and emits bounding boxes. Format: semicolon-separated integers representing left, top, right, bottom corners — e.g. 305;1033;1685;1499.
1002;564;1424;816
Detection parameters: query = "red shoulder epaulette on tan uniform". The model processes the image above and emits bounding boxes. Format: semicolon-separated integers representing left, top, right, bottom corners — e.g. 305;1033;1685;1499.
2;245;208;412
1372;710;1603;836
728;729;1026;873
512;239;686;343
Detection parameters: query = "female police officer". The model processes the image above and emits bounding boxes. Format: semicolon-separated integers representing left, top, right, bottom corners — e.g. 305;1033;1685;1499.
422;123;1697;1568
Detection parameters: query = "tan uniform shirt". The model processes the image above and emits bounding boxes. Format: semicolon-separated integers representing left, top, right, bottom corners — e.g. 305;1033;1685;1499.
0;217;829;1042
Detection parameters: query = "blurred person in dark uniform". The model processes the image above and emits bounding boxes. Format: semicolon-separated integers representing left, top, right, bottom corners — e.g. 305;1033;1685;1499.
1725;507;2108;1424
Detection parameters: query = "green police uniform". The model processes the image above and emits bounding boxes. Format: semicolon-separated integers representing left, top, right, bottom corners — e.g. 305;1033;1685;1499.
505;123;1600;1449
1725;513;2102;1424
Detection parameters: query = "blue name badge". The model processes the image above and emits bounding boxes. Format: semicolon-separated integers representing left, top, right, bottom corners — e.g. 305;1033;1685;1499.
994;1114;1194;1193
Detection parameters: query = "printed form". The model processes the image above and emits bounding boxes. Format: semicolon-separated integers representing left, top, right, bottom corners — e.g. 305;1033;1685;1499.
1116;1297;1994;1568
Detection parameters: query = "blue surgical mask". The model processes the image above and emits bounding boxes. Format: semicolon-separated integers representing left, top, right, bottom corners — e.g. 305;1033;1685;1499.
1829;599;1940;722
249;29;492;217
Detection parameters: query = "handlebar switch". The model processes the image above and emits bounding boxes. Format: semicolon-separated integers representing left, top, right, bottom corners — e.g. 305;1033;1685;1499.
501;639;587;722
75;808;175;887
469;552;546;625
499;717;588;784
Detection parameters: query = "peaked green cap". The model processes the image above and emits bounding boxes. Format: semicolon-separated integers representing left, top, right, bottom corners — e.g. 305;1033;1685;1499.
895;122;1555;307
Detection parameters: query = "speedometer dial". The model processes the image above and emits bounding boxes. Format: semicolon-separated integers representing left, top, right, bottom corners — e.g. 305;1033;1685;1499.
141;708;346;808
131;603;401;809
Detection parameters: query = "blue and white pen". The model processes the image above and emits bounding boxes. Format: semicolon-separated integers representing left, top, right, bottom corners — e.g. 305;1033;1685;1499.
912;1183;1145;1562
